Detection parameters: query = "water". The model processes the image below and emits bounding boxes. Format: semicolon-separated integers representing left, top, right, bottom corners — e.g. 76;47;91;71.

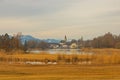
28;49;93;54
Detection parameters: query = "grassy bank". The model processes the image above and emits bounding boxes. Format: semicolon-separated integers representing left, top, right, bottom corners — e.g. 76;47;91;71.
0;48;120;65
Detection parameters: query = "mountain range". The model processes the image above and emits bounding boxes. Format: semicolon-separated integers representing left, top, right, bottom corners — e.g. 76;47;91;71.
20;35;61;44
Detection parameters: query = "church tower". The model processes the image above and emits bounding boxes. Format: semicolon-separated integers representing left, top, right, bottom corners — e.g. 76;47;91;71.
64;35;67;43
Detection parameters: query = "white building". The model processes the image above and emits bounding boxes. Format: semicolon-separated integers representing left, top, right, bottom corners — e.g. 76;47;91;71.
70;43;78;49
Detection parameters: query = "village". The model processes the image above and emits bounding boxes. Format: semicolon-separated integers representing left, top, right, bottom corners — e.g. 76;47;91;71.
49;36;83;49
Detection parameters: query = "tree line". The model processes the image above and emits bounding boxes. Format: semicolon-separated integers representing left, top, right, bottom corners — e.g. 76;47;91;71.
0;33;49;52
0;33;23;52
84;32;120;48
24;40;49;51
0;32;120;52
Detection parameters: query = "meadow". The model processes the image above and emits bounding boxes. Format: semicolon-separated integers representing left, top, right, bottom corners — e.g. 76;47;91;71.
0;49;120;80
0;64;120;80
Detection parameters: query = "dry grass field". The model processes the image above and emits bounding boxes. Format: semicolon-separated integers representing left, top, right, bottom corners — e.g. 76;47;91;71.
0;64;120;80
0;48;120;64
0;48;120;80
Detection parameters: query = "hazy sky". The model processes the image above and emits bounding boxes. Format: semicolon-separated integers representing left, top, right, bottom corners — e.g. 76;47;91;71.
0;0;120;39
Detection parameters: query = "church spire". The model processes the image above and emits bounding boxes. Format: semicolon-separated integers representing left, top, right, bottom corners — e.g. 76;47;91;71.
65;35;67;43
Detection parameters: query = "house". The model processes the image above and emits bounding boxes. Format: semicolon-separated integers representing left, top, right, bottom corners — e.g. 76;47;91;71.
59;42;69;49
70;43;78;49
49;43;60;49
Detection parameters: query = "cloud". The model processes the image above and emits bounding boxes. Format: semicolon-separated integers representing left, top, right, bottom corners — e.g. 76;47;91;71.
0;0;120;39
0;0;78;17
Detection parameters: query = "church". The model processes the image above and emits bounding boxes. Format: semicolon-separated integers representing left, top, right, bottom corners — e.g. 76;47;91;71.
59;35;78;49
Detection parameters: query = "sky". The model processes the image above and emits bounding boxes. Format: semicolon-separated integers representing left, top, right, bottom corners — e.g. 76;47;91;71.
0;0;120;40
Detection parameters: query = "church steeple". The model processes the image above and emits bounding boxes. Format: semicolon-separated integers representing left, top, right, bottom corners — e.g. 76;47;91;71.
65;35;67;43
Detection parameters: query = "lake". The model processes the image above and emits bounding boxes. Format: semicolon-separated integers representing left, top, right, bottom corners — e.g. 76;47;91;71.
27;49;93;54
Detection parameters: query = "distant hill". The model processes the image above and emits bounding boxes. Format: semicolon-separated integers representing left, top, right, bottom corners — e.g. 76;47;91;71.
20;35;61;44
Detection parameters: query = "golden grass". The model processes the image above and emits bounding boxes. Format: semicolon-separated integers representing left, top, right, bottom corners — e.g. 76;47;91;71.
0;48;120;64
0;53;92;64
83;48;120;64
0;49;120;80
0;64;120;80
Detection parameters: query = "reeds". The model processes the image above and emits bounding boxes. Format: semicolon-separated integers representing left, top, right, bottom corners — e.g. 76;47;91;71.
0;49;120;65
